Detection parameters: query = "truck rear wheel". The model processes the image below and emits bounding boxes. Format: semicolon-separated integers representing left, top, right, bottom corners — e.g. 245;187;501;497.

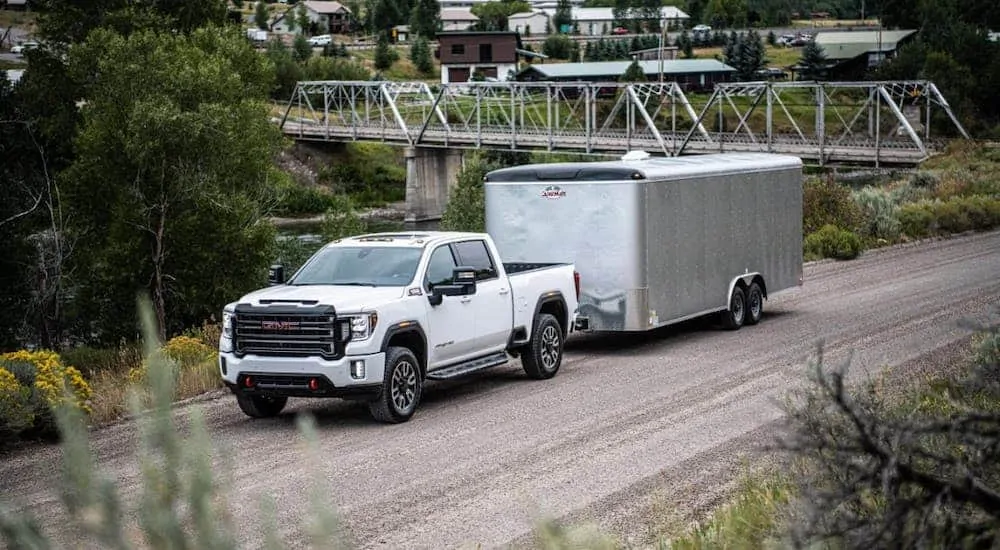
236;393;287;418
720;286;746;330
369;346;423;424
745;282;764;325
521;313;563;380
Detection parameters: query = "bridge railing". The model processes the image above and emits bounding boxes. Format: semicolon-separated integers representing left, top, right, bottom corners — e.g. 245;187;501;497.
278;79;971;165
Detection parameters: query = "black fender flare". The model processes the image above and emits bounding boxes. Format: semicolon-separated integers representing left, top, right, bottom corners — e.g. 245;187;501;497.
379;321;428;374
532;292;569;338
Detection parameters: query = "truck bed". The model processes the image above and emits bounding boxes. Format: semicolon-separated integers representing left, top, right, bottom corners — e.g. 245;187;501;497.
503;262;568;275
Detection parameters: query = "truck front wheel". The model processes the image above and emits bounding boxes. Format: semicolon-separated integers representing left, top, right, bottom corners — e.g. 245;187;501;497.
521;313;563;380
236;393;287;418
369;346;423;423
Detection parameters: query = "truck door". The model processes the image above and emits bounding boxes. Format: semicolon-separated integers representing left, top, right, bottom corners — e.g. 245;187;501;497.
422;244;477;365
453;239;513;354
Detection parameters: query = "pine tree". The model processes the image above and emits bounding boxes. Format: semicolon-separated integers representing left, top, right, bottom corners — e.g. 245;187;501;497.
254;1;269;30
410;36;434;74
373;32;395;70
799;41;828;81
620;60;647;82
409;0;440;38
553;0;573;33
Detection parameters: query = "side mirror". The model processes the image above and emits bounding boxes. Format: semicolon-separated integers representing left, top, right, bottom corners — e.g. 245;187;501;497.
427;267;477;306
268;264;285;286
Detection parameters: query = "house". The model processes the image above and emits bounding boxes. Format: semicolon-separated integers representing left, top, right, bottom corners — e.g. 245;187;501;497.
4;0;29;9
515;59;735;92
436;31;537;83
508;10;550;36
538;6;689;36
440;8;480;32
270;1;353;34
800;29;918;79
630;45;679;61
393;25;410;42
437;0;583;9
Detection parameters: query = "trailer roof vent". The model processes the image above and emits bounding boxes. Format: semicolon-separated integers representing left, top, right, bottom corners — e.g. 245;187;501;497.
621;150;651;162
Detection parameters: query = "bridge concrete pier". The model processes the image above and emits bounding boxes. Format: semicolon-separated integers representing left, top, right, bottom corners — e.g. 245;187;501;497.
404;146;464;223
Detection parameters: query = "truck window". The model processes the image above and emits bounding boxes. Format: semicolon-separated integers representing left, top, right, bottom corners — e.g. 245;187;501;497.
453;240;497;281
289;246;422;287
425;245;457;289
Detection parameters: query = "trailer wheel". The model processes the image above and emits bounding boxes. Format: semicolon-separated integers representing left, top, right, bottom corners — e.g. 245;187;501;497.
720;286;746;330
521;313;563;380
745;282;764;326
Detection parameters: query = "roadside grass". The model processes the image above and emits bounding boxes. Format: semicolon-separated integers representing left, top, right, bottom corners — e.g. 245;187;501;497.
350;47;438;81
692;45;802;68
0;59;26;70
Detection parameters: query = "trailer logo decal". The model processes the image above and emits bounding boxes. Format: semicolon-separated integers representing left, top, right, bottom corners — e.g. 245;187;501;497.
541;185;566;199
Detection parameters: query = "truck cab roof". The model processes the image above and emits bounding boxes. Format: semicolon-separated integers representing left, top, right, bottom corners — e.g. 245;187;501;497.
326;231;488;249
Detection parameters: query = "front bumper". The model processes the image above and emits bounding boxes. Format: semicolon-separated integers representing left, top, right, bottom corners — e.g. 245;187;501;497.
219;351;386;399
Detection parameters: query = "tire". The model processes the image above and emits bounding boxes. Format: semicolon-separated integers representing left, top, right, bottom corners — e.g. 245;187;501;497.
369;346;423;424
236;392;287;418
521;313;564;380
720;285;746;331
745;282;764;326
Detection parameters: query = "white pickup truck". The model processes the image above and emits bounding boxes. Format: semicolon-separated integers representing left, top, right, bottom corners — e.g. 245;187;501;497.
218;231;580;423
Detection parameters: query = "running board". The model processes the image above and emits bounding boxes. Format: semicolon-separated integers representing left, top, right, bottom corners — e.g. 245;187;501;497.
425;352;509;380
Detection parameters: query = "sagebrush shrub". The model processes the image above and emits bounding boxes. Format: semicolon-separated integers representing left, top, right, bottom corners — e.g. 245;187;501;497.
853;186;900;242
909;170;939;189
0;351;92;442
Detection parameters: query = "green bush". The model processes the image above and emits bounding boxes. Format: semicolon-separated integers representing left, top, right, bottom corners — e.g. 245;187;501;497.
441;152;496;232
803;225;863;261
274;183;340;216
909;170;939;189
803;176;864;235
898;202;936;238
897;196;1000;238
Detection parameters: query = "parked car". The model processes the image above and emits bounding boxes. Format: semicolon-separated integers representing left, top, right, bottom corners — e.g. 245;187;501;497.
11;41;39;55
219;232;580;423
308;34;333;46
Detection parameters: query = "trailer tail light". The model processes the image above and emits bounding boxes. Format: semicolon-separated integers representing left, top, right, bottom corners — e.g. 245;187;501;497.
573;270;581;301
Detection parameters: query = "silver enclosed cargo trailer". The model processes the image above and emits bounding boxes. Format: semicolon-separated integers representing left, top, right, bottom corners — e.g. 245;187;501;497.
483;152;803;333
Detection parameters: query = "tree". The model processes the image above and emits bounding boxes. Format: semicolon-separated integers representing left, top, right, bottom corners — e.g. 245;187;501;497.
373;31;396;70
60;26;284;343
409;36;434;74
293;32;313;62
255;0;270;30
409;0;440;38
470;0;530;31
619;59;646;82
296;2;311;35
678;30;694;58
440;152;501;232
553;0;573;33
32;0;228;43
798;41;828;81
724;29;766;81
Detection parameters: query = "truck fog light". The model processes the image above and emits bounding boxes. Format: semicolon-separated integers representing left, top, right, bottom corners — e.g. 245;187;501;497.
350;360;366;379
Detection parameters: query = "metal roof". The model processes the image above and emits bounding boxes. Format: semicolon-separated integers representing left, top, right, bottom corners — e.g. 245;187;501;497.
813;29;916;59
520;59;735;79
483;152;803;183
538;6;688;21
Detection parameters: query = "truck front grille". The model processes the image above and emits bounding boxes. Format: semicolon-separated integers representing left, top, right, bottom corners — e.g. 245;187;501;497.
233;304;340;359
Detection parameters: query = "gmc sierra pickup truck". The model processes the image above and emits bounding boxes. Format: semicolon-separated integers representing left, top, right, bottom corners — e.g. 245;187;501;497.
218;231;580;423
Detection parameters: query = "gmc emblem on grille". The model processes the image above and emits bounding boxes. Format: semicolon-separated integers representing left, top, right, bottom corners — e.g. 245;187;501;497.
261;320;299;331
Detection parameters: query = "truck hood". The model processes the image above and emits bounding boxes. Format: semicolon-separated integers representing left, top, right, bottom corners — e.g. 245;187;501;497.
236;284;407;313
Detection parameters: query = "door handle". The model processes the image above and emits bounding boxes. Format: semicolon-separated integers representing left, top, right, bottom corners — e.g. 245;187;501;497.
460;297;472;303
499;288;510;295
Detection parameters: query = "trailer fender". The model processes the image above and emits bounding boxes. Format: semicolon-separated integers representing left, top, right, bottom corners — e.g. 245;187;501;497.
725;273;762;308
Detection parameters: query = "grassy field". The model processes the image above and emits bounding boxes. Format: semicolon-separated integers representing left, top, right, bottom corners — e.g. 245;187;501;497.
0;9;35;30
692;44;803;68
790;18;880;28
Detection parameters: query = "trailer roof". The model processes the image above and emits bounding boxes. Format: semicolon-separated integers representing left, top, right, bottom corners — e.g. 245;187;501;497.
483;152;803;183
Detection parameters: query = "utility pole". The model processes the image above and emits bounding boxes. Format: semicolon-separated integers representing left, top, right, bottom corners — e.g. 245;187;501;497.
658;10;665;84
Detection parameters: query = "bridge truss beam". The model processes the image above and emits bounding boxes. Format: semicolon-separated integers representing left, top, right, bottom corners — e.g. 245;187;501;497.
278;79;970;165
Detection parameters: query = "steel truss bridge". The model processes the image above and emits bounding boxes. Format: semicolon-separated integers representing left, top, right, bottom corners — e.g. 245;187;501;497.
278;79;971;165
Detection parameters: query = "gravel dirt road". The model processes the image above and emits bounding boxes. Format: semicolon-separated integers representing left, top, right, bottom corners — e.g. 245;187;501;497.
2;230;999;550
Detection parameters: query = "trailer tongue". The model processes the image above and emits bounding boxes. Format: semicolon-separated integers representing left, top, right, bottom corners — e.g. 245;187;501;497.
483;151;804;333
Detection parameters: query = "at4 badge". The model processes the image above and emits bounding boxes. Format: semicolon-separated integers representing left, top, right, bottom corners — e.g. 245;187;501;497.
540;185;566;199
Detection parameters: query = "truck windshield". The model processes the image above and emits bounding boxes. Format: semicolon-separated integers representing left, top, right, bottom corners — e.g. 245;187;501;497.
289;246;423;287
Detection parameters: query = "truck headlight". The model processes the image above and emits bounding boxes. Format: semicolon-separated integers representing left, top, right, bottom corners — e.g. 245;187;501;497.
345;312;377;341
220;307;235;353
222;308;235;338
